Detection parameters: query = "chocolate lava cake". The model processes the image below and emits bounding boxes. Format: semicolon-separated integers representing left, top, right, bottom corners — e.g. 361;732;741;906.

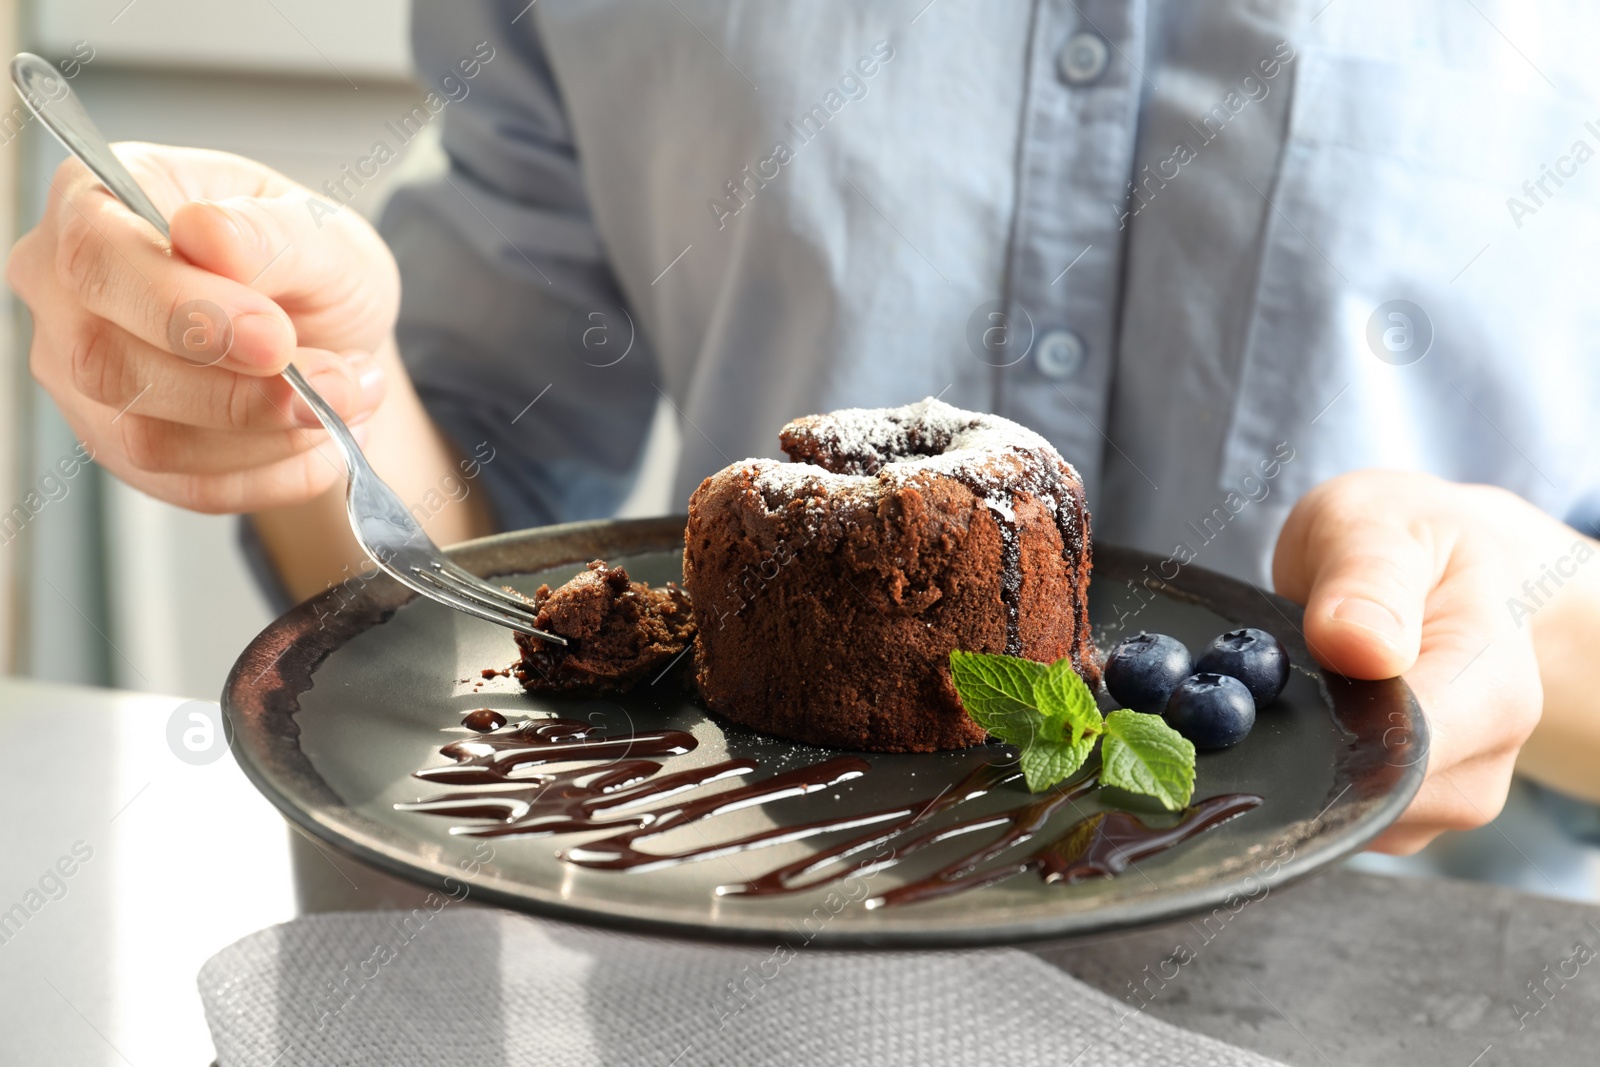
682;397;1096;752
514;561;695;693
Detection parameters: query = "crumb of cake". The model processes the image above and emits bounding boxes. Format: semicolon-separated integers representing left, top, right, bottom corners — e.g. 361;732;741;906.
513;560;697;693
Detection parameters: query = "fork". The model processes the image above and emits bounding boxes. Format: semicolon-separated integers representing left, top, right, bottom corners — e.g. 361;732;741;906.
10;53;566;644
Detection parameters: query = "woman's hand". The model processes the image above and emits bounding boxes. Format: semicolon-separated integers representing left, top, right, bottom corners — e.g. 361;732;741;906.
1274;470;1600;854
7;141;401;514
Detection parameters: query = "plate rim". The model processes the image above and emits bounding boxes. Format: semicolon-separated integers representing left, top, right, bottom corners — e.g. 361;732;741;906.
222;516;1429;948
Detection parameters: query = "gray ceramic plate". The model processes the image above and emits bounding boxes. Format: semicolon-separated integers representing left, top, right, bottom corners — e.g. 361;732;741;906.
224;517;1427;947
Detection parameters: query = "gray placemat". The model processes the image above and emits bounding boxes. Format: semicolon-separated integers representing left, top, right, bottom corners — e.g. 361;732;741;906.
199;909;1286;1066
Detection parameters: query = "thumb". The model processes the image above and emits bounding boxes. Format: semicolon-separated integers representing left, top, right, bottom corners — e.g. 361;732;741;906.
1273;493;1439;680
168;194;395;353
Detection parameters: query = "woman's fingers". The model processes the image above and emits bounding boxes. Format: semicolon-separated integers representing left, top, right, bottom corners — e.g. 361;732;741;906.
113;413;356;476
57;391;360;514
29;315;384;433
1273;473;1441;679
1274;470;1545;853
31;305;383;432
170;193;399;355
41;165;296;373
7;140;403;520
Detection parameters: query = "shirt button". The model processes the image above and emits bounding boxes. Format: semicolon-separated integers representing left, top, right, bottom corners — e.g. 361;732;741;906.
1036;329;1086;379
1057;33;1109;85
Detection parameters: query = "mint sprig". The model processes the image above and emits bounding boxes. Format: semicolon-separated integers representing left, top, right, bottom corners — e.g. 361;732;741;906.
948;649;1197;809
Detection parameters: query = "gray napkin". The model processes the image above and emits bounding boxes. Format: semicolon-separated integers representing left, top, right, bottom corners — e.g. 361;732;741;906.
198;909;1285;1066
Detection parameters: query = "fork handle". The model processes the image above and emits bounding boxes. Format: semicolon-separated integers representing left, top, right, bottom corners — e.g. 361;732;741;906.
11;54;171;240
281;363;365;472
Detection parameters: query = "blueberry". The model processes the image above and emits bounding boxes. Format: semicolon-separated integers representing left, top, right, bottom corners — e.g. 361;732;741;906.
1103;632;1192;715
1196;627;1290;708
1164;673;1256;750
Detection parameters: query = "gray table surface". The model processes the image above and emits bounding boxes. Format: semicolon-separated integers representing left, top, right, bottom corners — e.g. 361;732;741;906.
4;677;1597;1065
1037;868;1596;1064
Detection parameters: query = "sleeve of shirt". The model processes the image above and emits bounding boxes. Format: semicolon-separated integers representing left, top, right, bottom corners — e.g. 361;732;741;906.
377;1;661;533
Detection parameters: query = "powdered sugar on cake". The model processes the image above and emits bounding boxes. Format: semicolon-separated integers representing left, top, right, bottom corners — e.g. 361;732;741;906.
739;398;1082;532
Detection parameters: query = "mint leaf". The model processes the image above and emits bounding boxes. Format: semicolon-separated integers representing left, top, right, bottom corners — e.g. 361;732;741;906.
1036;658;1103;747
949;650;1098;792
1018;722;1097;794
1100;709;1196;811
948;649;1049;750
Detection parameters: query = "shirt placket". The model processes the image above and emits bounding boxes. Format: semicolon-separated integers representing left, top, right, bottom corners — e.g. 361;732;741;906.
998;0;1147;512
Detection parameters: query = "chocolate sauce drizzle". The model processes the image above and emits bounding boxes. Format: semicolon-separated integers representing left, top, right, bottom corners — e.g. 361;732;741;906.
993;514;1024;656
871;792;1261;909
947;451;1086;659
462;708;506;733
400;713;1260;908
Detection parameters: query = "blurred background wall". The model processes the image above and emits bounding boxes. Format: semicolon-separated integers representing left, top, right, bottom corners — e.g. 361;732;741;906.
1;0;677;703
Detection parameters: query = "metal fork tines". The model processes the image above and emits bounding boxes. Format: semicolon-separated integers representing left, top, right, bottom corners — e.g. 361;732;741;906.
293;365;566;643
9;52;567;646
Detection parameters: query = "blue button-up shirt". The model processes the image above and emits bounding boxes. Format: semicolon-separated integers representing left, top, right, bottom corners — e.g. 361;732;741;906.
381;0;1600;593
